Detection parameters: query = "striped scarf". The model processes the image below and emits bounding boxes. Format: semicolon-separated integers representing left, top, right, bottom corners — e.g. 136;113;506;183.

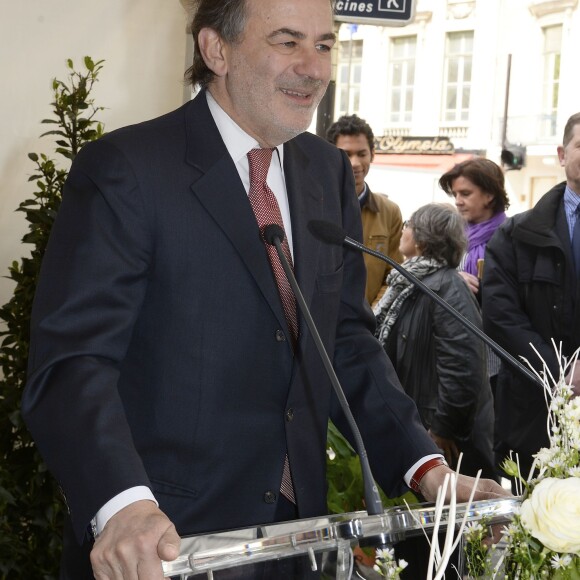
373;256;445;346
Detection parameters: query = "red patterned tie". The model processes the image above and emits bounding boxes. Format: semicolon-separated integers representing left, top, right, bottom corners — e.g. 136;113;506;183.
247;147;297;505
247;148;299;345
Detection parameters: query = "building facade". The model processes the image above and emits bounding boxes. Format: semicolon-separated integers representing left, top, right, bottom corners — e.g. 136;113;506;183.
331;0;577;218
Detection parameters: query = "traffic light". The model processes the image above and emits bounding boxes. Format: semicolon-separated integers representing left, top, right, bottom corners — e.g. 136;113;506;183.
501;144;526;170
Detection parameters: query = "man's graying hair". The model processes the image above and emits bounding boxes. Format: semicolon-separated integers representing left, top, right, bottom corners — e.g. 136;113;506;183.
183;0;336;88
410;203;466;268
183;0;247;88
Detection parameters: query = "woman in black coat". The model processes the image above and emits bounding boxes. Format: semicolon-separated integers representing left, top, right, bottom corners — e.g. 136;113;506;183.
374;203;496;480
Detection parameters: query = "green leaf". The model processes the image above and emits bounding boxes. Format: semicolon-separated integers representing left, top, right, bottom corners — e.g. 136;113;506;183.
55;148;73;160
27;153;39;162
39;130;68;138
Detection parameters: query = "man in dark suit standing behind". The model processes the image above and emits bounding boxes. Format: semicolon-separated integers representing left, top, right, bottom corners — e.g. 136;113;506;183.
483;112;580;483
22;0;507;578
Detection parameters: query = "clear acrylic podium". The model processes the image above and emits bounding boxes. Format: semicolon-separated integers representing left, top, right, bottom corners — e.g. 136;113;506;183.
162;497;519;579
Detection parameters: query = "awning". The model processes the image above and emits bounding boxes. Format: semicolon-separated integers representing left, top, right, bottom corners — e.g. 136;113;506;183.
372;153;475;172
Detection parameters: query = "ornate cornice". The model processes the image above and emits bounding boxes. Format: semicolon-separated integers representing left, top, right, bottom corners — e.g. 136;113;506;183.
414;11;433;25
528;0;578;18
447;0;476;19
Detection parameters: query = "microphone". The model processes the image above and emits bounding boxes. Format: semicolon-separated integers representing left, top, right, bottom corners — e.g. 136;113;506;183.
263;224;384;516
307;220;544;390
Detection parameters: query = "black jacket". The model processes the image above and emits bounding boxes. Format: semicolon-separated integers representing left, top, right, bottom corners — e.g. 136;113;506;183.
483;182;580;463
385;267;495;479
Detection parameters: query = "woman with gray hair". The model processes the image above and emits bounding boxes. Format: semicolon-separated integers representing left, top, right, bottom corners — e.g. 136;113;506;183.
374;203;496;480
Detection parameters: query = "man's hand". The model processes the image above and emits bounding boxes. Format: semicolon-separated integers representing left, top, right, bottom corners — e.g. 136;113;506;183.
565;360;580;398
90;500;180;580
419;465;512;548
458;271;480;295
418;464;511;504
428;430;459;467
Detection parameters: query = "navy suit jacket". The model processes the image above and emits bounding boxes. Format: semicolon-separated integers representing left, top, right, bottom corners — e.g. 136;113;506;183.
23;91;437;555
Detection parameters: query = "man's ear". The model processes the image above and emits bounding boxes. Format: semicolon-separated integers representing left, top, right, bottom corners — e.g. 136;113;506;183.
557;144;566;167
197;27;228;77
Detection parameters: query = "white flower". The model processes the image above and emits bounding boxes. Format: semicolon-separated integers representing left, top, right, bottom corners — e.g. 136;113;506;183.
550;554;572;569
464;521;484;540
535;447;554;465
520;477;580;554
548;457;567;471
376;547;395;560
398;559;408;570
563;399;580;449
501;523;518;539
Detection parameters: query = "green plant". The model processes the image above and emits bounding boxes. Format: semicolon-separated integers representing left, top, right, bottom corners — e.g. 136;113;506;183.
463;519;494;578
0;56;104;579
326;422;419;575
326;421;417;514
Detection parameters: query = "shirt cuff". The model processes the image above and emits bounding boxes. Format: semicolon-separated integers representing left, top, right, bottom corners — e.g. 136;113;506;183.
403;454;445;488
92;486;158;537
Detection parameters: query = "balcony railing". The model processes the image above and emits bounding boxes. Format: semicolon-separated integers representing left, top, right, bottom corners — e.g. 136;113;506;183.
438;126;469;139
382;127;411;137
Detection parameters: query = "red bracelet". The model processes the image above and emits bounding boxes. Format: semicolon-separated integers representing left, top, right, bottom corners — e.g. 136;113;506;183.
410;457;447;493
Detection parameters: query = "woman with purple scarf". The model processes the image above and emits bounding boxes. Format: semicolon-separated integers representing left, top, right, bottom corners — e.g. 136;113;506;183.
439;158;510;477
439;158;510;302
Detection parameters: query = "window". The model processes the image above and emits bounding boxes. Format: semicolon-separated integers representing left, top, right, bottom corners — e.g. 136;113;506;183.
541;25;562;137
442;31;473;123
388;36;417;124
336;40;363;116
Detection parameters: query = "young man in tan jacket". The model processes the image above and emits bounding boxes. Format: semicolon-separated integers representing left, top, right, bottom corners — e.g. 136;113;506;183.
328;115;403;306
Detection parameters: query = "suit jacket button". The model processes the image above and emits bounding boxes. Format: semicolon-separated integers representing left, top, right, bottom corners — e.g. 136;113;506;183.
264;491;277;504
275;329;286;342
286;408;294;422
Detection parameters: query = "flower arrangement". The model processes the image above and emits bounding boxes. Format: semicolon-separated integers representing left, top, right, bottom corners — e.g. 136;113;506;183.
465;343;580;578
374;343;580;579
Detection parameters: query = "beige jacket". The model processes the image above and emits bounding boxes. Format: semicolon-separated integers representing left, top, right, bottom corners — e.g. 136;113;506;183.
361;187;403;306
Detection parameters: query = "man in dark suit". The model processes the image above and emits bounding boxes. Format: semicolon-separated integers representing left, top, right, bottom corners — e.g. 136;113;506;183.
483;112;580;483
22;0;507;577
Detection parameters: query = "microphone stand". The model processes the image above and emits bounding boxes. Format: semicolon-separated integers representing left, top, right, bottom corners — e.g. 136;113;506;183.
307;220;544;390
263;224;384;516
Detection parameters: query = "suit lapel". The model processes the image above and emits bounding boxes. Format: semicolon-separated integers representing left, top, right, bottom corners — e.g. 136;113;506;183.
184;93;288;334
283;139;324;320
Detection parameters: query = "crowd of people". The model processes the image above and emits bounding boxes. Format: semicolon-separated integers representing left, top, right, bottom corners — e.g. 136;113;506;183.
340;112;580;494
18;0;580;578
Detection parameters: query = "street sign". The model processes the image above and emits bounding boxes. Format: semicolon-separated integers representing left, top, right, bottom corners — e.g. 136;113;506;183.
334;0;416;27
